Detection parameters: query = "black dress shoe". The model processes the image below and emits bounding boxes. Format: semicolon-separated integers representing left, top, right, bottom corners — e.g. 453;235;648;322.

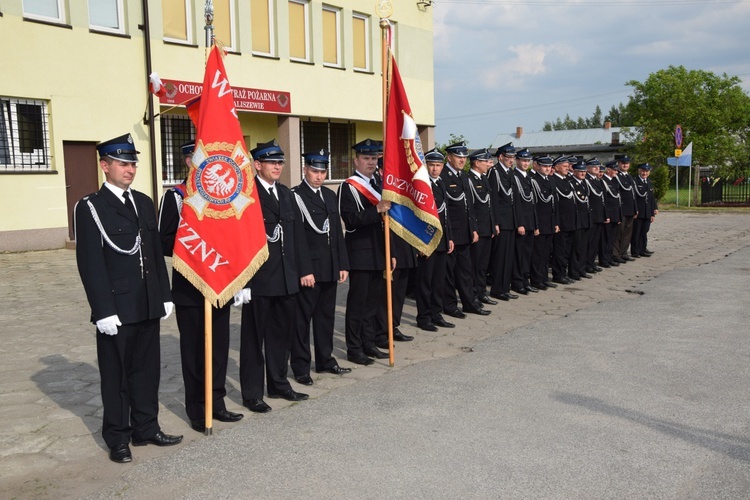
294;374;314;386
630;253;641;258
463;307;491;316
639;252;650;257
526;286;539;293
507;292;519;299
580;273;593;279
479;294;498;305
213;409;244;422
132;431;183;447
512;287;529;295
364;347;389;359
595;266;603;272
268;389;309;402
243;399;272;413
347;353;374;365
433;318;455;328
544;281;557;288
489;292;507;301
374;339;389;349
530;282;548;290
622;255;634;262
585;267;598;274
109;443;132;463
419;323;438;332
190;420;206;433
393;329;414;342
643;249;654;255
610;260;620;266
445;309;466;319
316;364;352;374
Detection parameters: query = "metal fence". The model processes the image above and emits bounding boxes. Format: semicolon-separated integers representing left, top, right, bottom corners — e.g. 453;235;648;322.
700;175;750;205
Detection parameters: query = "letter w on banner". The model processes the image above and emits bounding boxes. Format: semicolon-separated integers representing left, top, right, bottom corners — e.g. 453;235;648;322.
172;45;268;307
382;51;442;256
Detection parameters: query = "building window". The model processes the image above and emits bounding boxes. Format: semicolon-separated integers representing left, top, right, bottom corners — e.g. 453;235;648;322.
89;0;124;34
288;0;309;62
0;97;51;171
213;0;236;51
162;0;191;43
300;120;354;181
352;13;370;71
322;6;341;67
23;0;65;23
160;115;195;184
251;0;274;55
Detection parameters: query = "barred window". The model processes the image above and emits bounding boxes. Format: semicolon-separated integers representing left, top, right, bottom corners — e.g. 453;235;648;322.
0;97;51;171
160;115;195;184
300;120;354;181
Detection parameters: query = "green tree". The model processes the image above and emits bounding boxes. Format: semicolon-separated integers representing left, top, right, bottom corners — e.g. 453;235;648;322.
434;133;468;153
625;65;750;179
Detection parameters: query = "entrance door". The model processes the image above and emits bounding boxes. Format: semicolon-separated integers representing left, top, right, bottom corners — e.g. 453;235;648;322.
63;141;99;241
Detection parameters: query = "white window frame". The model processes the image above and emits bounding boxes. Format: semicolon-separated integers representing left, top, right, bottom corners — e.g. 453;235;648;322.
213;0;237;52
88;0;125;35
163;0;193;45
289;0;310;63
252;0;276;57
0;97;51;171
23;0;66;24
322;5;342;68
352;12;370;72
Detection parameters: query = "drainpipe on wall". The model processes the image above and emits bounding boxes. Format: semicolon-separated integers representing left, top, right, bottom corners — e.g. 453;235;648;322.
140;0;159;206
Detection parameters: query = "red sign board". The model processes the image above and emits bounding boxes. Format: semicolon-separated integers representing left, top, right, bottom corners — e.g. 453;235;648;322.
158;78;291;114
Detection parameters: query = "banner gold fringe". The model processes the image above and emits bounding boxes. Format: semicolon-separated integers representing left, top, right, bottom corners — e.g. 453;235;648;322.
381;190;443;257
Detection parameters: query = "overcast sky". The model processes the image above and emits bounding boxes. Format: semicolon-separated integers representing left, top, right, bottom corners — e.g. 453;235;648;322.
430;0;750;148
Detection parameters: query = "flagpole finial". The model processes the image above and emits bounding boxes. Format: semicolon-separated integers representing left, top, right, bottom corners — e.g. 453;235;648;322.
375;0;393;19
204;0;215;48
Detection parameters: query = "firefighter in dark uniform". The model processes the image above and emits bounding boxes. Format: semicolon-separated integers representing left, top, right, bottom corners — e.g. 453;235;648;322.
601;161;623;267
338;139;393;365
158;141;243;433
238;140;314;413
584;158;608;274
631;163;658;257
440;142;487;317
613;155;637;263
529;155;558;290
75;133;182;464
569;160;592;280
489;142;517;301
510;148;538;295
550;155;576;284
416;148;455;331
467;147;498;307
289;150;352;384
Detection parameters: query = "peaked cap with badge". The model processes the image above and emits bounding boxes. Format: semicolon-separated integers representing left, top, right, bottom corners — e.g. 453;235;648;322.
303;149;330;170
424;148;446;162
251;139;285;162
445;142;469;157
468;148;492;162
495;142;516;157
97;133;140;163
352;138;380;155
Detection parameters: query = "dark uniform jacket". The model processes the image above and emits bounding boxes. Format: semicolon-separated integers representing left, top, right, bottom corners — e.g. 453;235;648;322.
292;181;349;282
602;175;623;224
551;173;576;232
585;175;608;224
467;170;495;238
75;185;171;324
489;165;515;231
439;165;477;246
512;169;537;232
338;172;387;271
248;179;312;296
530;170;556;235
570;178;591;229
615;171;637;217
633;176;657;219
431;177;453;252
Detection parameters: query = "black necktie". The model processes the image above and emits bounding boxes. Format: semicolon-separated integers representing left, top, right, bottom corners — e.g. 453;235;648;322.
123;191;137;219
370;178;380;193
268;186;279;207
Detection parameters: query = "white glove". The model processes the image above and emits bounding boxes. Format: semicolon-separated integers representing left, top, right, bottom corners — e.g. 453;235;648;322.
96;315;122;336
233;288;252;306
161;301;174;320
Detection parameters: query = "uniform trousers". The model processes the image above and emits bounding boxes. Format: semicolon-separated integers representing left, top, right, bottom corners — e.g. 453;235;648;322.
587;223;604;270
416;251;447;327
471;236;493;298
631;218;651;256
489;230;514;295
444;243;475;312
569;228;589;278
96;319;161;448
176;303;231;421
530;233;553;285
372;267;410;345
345;270;384;356
602;222;618;266
511;231;533;291
551;230;574;281
614;215;635;258
291;281;339;375
240;295;296;400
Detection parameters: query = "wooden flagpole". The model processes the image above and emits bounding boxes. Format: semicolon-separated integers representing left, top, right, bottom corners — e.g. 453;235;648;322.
203;0;215;436
378;2;395;367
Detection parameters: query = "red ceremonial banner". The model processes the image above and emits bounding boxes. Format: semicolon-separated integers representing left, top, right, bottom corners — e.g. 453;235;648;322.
382;55;442;256
172;46;269;307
